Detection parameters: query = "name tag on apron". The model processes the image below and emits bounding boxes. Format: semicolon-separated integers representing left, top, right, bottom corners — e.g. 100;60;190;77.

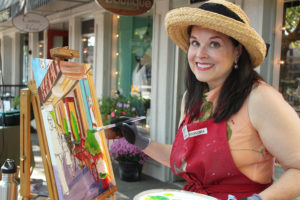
182;125;208;140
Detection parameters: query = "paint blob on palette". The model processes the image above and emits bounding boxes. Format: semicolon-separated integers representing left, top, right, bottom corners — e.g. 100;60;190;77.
134;189;217;200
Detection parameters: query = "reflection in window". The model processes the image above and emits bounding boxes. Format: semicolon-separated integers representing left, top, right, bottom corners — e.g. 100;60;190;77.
115;16;152;99
38;31;44;58
21;34;29;84
81;19;95;67
279;1;300;115
112;15;153;135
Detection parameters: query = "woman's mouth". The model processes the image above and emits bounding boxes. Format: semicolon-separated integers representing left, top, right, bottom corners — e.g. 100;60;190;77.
196;62;214;71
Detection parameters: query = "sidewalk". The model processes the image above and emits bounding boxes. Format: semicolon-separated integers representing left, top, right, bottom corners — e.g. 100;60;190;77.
29;132;182;199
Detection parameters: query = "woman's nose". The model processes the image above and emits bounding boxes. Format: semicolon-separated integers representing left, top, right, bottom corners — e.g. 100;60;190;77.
196;46;208;58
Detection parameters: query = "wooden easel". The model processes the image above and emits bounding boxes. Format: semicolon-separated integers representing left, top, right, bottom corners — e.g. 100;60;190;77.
20;84;58;200
19;47;117;200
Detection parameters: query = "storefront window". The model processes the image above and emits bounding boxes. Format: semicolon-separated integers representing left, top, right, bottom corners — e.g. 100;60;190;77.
279;1;300;115
279;1;300;114
112;14;153;134
81;19;95;67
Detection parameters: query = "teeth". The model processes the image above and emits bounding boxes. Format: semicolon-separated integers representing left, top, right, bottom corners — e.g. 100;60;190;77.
196;63;213;68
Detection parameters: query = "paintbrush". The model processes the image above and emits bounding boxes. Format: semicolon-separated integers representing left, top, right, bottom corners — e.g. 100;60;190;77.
95;116;146;132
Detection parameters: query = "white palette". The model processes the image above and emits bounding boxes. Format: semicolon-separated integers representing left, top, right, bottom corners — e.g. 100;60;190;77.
134;189;217;200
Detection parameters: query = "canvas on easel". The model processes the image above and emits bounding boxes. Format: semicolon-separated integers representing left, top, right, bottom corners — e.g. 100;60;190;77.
30;57;117;200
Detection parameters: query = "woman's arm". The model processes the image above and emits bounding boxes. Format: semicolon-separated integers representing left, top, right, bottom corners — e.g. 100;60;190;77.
143;141;173;167
249;84;300;200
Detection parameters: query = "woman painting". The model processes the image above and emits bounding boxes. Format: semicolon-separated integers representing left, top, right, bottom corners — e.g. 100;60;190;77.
113;0;300;199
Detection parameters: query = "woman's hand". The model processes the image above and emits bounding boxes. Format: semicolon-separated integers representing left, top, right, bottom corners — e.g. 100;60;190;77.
111;117;151;150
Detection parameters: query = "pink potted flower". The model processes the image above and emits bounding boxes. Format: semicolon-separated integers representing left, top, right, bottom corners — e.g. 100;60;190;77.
109;137;148;181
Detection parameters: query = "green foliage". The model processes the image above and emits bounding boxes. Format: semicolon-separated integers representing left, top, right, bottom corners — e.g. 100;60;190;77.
99;94;148;125
285;5;300;35
285;4;300;52
12;96;20;109
85;129;101;156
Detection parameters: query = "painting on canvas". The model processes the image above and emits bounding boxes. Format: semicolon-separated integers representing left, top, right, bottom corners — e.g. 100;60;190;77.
32;58;116;200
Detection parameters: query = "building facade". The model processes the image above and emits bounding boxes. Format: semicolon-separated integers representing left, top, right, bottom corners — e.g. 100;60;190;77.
0;0;299;182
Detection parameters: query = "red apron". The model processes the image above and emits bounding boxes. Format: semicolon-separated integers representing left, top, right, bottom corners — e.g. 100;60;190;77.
170;114;271;200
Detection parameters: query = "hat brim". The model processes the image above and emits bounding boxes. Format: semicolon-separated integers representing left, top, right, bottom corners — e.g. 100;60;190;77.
165;7;266;67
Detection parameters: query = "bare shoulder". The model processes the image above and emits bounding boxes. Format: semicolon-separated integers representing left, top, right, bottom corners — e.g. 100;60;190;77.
248;82;300;168
248;82;291;126
249;83;283;107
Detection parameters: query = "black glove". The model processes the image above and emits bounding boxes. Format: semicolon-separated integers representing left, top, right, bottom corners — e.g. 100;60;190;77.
111;117;151;150
240;194;262;200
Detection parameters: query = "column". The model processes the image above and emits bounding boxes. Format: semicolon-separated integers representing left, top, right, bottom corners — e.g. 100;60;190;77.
93;11;112;98
143;0;176;182
69;16;81;63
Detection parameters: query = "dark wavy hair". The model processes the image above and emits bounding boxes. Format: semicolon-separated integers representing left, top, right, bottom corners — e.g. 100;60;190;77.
184;27;263;122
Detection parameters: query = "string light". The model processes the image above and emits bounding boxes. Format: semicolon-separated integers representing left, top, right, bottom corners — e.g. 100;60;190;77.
281;26;286;31
116;34;119;38
39;44;43;48
116;52;119;56
279;60;285;65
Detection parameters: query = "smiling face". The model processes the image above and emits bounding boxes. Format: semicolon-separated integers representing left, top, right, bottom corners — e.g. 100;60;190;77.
187;26;241;90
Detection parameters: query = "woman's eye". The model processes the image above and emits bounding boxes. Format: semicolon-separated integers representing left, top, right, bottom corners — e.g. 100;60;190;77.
210;41;220;48
190;40;199;47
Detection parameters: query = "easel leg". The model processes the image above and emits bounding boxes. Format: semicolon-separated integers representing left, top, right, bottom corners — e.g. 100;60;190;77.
29;81;58;200
19;89;32;200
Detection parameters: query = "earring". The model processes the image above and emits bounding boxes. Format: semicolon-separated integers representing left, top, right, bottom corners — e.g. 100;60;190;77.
234;63;238;69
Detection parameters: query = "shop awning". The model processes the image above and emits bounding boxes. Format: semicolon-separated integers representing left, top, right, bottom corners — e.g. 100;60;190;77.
0;0;92;31
0;0;54;23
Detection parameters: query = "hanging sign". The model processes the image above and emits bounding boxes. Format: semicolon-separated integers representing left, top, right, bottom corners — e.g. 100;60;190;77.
95;0;153;16
13;13;49;32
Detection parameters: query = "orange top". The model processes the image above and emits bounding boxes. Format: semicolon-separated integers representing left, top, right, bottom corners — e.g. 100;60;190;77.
203;83;274;184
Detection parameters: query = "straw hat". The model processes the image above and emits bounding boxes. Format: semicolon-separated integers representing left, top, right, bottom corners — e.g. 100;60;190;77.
165;0;266;67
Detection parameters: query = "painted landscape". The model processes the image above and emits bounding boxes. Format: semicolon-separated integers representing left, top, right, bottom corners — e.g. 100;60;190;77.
32;58;115;200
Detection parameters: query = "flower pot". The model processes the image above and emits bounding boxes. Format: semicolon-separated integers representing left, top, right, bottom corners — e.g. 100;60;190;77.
118;161;143;182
